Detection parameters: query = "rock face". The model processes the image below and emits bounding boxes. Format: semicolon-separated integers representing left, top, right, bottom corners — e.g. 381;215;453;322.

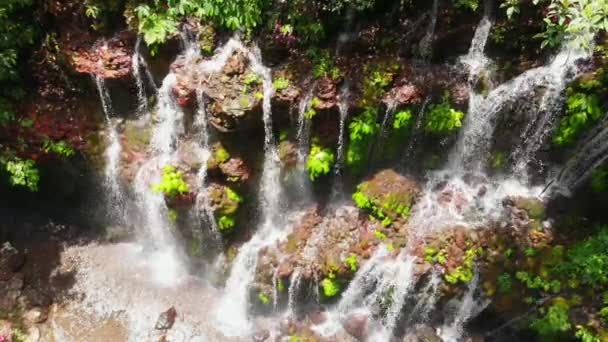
342;312;369;340
69;32;134;80
0;242;25;281
155;307;177;330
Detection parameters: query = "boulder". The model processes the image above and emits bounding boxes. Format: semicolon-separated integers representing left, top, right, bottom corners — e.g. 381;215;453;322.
342;312;368;340
219;158;251;183
23;307;49;324
69;32;134;80
155;307;177;330
0;242;25;280
402;325;441;342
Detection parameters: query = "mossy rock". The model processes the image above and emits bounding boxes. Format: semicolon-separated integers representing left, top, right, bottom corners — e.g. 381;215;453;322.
512;196;546;220
123;119;151;151
354;169;420;222
207;183;242;216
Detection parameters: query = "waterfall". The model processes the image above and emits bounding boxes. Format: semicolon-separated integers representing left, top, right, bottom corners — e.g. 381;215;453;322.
94;76;124;217
439;271;489;341
132;36;156;114
406;272;442;325
449;3;494;172
335;80;350;179
555;118;608;192
417;0;439;61
287;270;303;317
403;96;430;167
375;101;398;160
296;85;316;161
194;89;220;239
511;48;590;181
215;38;285;337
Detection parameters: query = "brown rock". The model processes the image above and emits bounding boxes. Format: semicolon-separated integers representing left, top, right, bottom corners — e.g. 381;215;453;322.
342;312;368;340
155;307;177;330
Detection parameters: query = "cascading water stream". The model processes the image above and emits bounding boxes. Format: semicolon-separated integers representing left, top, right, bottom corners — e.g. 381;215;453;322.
554;118;608;192
94;76;124;217
375;101;398;161
417;0;439;61
403;96;430;167
449;2;494;172
335;80;350;179
132;36;156;114
439;271;490;341
215;38;286;337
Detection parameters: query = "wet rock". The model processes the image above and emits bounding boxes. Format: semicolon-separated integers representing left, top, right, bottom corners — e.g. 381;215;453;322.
219;158;251;183
155;307;177;330
309;310;327;325
23;307;49;324
22;288;52;307
0;242;25;280
223;52;248;76
510;196;545;220
69;32;134;80
386;83;423;105
402;325;441;342
278;140;298;170
207;183;241;216
252;329;270;342
342;312;368;340
355;169;421;221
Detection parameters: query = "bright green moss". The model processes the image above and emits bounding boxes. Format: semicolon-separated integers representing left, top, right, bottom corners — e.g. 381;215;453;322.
151;165;189;197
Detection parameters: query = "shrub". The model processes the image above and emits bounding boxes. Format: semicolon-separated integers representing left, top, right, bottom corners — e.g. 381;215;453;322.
152;165;189;197
321;277;340;297
530;298;571;339
43;139;75;158
346;107;379;170
309;49;342;80
361;62;399;106
425;97;465;134
497;273;513;294
555;226;608;288
304;97;321;120
3;158;39;191
306;144;334;181
273;77;290;91
445;248;482;284
553;93;602;146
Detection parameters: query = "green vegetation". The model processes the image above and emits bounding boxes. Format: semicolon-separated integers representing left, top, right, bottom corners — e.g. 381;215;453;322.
309;49;342;80
361;62;400;106
214;145;230;164
2;158;39;191
497;273;513;294
346;107;379;170
530;298;572;339
344;254;358;272
152;165;189;197
303;97;322;120
424;247;448;265
425;96;465;134
258;292;271;305
214;187;242;232
272;77;290;91
352;186;411;227
43;139;76;158
553;92;603;146
321;276;340;297
305;144;334;181
454;0;479;11
384;109;413;158
445;248;482;284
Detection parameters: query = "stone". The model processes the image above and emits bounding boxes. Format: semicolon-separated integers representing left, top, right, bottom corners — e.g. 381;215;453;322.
402;325;441;342
23;307;49;324
0;320;12;340
22;289;52;307
252;329;270;342
26;326;41;342
342;312;368;340
219;158;251;182
0;242;25;279
387;83;422;105
309;310;327;325
155;307;177;330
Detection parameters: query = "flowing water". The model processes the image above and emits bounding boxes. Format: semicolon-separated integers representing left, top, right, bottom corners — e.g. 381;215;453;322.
403;96;430;167
555;117;608;192
417;0;439;61
132;36;156;114
215;38;287;337
94;76;124;219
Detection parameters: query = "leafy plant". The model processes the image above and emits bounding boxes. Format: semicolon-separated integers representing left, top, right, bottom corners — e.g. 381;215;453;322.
497;273;513;294
309;49;342;80
321;277;340;297
575;325;601;342
454;0;480;11
3;158;39;191
530;298;571;338
555;226;608;288
152;165;189;197
361;62;399;106
215;145;230;164
273;77;290;91
43;139;75;158
346;107;379;170
304;97;321;120
258;292;271;305
445;248;482;284
218;215;236;231
592;168;608;192
554;92;603;145
305;144;334;181
425;96;465;134
344;254;358;272
424;247;448;265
